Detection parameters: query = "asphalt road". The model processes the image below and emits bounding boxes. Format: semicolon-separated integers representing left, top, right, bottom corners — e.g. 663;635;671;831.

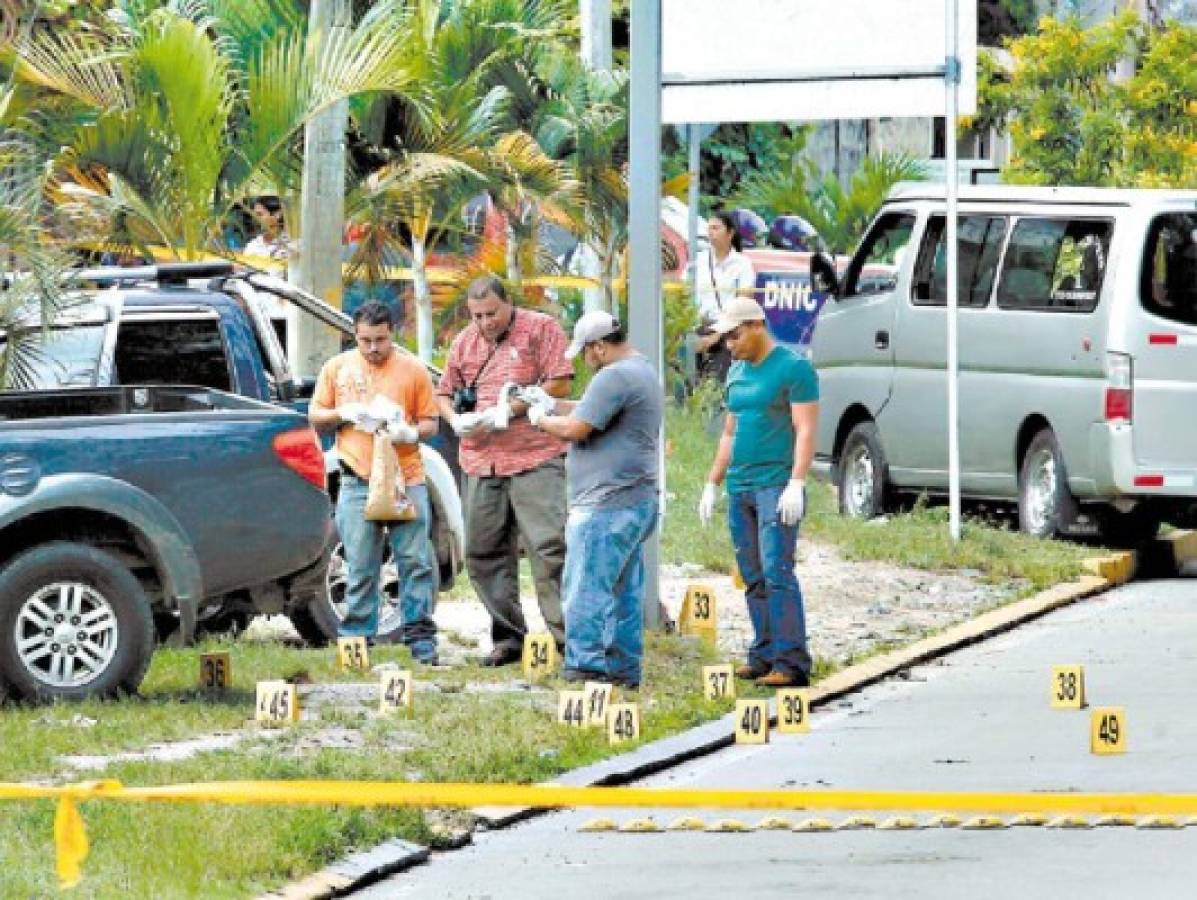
361;576;1197;900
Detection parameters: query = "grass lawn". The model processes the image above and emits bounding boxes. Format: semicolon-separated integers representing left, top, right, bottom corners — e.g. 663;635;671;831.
0;632;741;897
1;404;1103;896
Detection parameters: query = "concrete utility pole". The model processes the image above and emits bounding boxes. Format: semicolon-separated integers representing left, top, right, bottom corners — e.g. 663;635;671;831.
628;0;663;628
580;0;613;70
290;0;350;378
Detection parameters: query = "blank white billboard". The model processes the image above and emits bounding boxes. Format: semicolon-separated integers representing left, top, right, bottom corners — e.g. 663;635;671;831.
662;0;976;124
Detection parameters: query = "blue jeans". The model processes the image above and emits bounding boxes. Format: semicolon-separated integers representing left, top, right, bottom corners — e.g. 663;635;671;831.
562;497;658;684
335;475;437;660
727;484;811;677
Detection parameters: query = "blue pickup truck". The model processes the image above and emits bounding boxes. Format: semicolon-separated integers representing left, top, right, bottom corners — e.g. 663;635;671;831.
0;385;332;701
4;262;465;645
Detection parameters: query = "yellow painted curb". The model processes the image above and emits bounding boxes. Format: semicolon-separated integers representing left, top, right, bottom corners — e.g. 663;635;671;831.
1081;552;1136;585
705;818;754;833
755;816;795;830
617;817;662;833
666;816;707;832
579;818;617;832
792;818;834;832
878;816;923;830
1161;530;1197;569
962;816;1008;830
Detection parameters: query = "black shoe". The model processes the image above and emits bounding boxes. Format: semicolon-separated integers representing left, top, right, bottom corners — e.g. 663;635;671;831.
735;663;770;680
611;676;640;691
562;668;608;683
415;654;441;667
478;646;521;667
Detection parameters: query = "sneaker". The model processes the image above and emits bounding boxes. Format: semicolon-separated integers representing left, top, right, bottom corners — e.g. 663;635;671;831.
735;663;769;680
478;646;521;667
754;670;810;688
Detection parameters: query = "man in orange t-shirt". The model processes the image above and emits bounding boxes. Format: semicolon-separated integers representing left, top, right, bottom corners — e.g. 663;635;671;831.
309;302;440;662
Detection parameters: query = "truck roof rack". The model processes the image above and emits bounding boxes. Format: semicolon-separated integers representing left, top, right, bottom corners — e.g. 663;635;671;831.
69;261;236;286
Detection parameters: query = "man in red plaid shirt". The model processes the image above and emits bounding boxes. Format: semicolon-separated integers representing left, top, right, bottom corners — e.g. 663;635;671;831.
436;276;574;665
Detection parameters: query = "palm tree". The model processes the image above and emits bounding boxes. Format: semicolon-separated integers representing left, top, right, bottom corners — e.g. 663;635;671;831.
731;152;927;256
7;0;426;259
534;49;627;312
345;0;578;359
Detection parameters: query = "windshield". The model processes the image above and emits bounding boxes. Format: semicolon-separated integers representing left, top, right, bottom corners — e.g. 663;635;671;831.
0;325;106;389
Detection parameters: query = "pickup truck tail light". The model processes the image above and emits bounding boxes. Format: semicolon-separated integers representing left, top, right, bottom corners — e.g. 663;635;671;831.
272;427;327;491
1104;352;1133;424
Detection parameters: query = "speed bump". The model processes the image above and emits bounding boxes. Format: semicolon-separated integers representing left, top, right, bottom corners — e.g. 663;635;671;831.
705;818;753;833
666;816;706;831
792;818;834;832
878;816;922;830
618;817;663;833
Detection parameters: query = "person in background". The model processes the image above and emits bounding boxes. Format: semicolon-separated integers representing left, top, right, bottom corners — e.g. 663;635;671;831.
308;302;440;664
436;276;573;666
245;196;294;261
693;209;757;383
525;311;662;689
697;295;818;688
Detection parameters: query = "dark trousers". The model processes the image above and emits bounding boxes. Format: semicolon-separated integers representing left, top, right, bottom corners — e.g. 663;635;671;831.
465;457;567;651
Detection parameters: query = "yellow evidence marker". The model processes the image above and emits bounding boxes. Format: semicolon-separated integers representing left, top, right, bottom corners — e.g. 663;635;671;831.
735;698;770;745
255;681;299;724
379;669;414;716
337;636;370;671
679;584;717;639
522;632;557;680
557;690;586;728
199;652;231;690
776;688;811;734
607;702;641;745
1091;707;1126;755
703;664;735;701
583;681;614;728
1051;665;1086;709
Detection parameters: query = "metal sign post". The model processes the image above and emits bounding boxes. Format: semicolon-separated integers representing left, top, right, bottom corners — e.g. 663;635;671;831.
945;0;962;543
629;0;664;627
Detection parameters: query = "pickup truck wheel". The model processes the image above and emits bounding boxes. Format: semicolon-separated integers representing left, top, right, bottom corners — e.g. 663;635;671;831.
1018;430;1079;539
289;540;439;646
0;542;154;702
837;421;890;519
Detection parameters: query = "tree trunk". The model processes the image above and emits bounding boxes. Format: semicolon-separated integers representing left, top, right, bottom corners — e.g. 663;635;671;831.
505;221;522;291
412;234;434;363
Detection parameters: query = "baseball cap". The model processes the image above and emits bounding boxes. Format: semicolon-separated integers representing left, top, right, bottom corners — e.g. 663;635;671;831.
565;310;621;359
708;295;767;335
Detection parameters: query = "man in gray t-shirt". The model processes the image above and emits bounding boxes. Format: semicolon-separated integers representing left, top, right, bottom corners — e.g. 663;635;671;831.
526;311;662;688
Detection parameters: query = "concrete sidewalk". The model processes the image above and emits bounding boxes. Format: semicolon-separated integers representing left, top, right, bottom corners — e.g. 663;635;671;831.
358;576;1197;900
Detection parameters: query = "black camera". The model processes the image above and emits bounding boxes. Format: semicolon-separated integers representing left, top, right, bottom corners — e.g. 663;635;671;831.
452;386;477;414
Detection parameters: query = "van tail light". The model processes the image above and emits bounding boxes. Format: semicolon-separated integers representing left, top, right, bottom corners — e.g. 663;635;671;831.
1104;352;1133;424
272;427;327;490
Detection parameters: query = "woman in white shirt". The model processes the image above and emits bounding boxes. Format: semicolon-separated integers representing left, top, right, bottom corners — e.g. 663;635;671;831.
694;210;757;380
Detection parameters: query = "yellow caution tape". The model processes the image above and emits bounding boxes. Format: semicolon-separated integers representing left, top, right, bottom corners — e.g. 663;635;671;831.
9;780;1197;888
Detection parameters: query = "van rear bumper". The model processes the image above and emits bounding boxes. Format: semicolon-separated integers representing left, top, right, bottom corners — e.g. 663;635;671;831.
1088;423;1197;499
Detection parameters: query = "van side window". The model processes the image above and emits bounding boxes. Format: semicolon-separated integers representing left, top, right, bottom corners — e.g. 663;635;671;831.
843;213;915;297
1141;213;1197;327
114;319;233;392
911;215;1008;307
996;218;1112;313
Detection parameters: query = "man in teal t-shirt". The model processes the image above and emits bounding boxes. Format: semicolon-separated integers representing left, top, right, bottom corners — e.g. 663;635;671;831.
697;296;819;687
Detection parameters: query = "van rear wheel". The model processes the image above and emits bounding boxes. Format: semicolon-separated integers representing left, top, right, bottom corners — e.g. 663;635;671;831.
1018;430;1078;539
838;421;890;520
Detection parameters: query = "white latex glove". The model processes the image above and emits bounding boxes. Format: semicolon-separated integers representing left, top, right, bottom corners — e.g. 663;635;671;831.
478;405;506;432
338;402;368;426
528;404;548;428
777;478;806;526
697;482;719;527
385;421;419;444
516;385;556;414
450;412;486;436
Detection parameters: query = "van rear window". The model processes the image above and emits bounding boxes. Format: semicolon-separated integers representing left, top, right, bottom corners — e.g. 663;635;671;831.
996;218;1112;313
1141;213;1197;327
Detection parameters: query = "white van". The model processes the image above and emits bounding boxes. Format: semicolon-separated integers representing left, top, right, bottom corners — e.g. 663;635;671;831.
810;184;1197;542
